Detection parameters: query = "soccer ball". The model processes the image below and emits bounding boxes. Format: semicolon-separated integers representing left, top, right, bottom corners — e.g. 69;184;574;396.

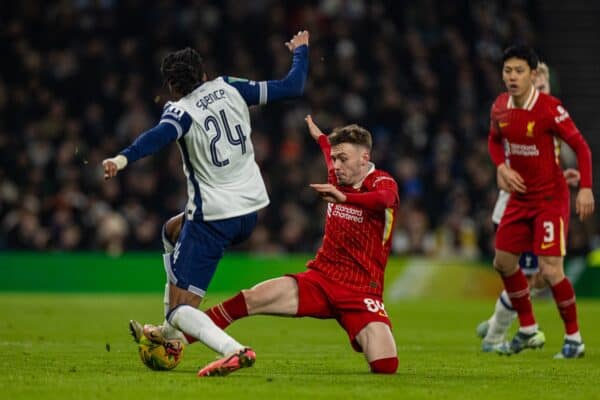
138;335;185;371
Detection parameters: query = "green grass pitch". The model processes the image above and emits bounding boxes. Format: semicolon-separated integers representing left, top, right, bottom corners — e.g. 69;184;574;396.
1;293;599;400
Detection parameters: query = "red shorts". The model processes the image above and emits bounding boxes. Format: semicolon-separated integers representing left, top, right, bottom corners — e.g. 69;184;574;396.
496;199;569;257
287;269;392;352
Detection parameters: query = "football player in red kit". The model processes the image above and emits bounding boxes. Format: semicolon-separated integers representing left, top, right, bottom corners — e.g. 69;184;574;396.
488;45;594;358
200;115;400;374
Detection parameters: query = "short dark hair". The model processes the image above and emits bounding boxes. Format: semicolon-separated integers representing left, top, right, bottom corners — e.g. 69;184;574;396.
160;47;204;96
329;124;372;151
502;45;539;70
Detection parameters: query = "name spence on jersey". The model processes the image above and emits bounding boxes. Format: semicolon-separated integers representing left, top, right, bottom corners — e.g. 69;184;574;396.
196;89;227;110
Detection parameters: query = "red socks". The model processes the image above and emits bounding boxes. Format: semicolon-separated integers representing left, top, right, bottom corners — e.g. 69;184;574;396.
370;357;398;374
551;278;579;335
205;292;249;329
501;269;536;327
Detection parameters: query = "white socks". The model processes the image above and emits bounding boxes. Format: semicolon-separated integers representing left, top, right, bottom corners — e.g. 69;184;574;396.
484;290;517;342
168;305;244;356
161;319;189;344
566;332;582;343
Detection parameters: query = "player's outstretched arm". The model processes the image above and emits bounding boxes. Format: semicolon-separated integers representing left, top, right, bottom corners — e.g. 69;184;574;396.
305;115;336;184
305;115;324;141
310;182;398;211
224;31;309;106
101;108;188;180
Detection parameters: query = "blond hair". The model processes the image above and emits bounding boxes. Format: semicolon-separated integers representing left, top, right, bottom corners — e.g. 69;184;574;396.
537;62;550;79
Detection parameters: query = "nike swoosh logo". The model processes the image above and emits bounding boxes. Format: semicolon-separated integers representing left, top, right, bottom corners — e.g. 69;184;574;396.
541;242;555;250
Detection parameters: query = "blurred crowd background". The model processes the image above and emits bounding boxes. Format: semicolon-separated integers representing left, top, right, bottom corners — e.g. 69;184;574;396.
0;0;595;258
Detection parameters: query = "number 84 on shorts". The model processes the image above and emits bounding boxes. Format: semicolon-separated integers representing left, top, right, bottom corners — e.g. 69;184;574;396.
364;298;388;317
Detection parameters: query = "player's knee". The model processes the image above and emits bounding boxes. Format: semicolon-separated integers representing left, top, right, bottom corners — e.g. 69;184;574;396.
492;256;505;273
538;265;564;285
369;357;398;374
493;256;517;276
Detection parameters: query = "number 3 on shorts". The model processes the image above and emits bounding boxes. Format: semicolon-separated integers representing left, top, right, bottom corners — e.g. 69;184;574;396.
543;221;554;243
363;298;387;316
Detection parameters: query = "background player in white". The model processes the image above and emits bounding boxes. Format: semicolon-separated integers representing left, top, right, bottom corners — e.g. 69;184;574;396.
477;62;581;352
102;30;309;376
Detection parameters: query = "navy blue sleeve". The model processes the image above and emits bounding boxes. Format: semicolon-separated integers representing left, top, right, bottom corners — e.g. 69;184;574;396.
119;103;192;164
223;77;261;106
224;44;308;106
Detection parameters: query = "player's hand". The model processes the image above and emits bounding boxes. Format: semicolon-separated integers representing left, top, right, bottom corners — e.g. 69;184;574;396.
496;167;511;192
285;30;309;52
102;155;128;180
576;188;594;221
305;115;324;141
497;163;526;193
563;168;581;187
310;183;347;203
102;159;119;180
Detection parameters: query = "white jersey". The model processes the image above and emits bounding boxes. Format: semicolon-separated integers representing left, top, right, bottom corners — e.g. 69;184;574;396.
167;77;269;221
492;190;510;225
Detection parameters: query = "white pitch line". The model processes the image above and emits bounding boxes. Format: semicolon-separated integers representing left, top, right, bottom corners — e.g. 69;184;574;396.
388;258;440;301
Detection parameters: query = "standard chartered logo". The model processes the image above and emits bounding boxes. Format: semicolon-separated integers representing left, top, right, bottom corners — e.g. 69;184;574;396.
510;143;539;156
331;204;364;223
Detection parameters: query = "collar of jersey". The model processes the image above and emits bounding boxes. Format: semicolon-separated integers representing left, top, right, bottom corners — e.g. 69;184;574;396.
352;162;376;189
507;86;539;111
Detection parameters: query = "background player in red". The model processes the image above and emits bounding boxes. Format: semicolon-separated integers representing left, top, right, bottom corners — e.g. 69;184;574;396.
196;115;400;374
488;45;594;358
476;62;581;352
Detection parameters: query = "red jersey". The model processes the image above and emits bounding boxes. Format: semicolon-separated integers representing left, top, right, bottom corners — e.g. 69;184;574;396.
307;135;399;296
488;89;592;205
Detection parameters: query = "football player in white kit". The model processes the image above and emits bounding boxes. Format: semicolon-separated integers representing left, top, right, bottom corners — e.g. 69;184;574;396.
102;31;309;376
477;62;581;352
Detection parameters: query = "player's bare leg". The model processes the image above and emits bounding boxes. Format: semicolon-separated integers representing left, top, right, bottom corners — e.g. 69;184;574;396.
245;277;299;315
493;250;520;276
205;277;299;329
355;322;398;374
493;249;544;354
538;255;584;358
